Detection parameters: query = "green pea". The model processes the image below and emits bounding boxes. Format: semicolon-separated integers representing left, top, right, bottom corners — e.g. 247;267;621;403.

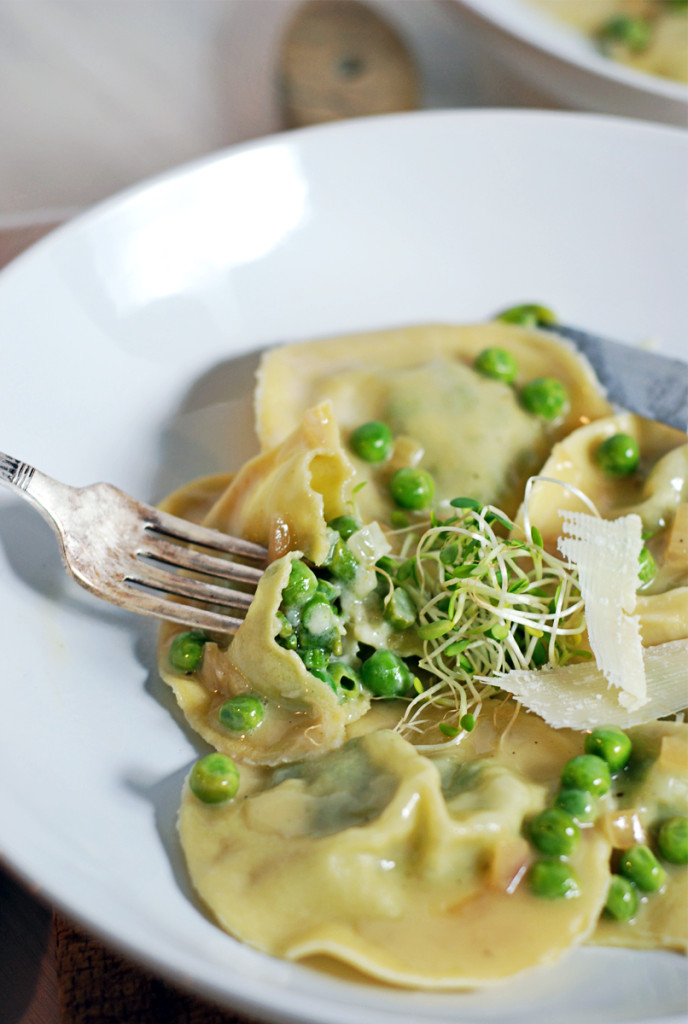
189;753;240;804
349;421;393;463
275;610;294;640
604;874;639;921
282;559;318;608
657;816;688;865
561;754;611;797
384;586;417;630
299;647;330;670
597;14;652;53
584;727;632;772
638;546;656;588
324;538;359;582
520;377;569;420
360;649;413;698
309;666;335;689
495;303;557;328
169;630;208;673
529;807;581;856
328;661;362;695
218;695;264;732
619;844;666;892
300;594;339;644
327;515;361;540
316;578;341;603
474;347;519;384
555;787;598;824
529;858;581;900
390;509;410;528
278;630;298;650
595;433;640;476
389;467;435;510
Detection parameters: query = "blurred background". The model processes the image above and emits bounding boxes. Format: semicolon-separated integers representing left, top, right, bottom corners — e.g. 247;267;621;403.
0;0;564;222
1;0;685;226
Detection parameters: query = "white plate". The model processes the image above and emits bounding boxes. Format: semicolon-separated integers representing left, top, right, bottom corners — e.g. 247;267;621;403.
446;0;688;126
0;110;687;1024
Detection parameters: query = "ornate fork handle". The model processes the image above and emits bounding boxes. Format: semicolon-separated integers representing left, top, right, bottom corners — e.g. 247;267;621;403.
0;451;36;492
0;449;266;633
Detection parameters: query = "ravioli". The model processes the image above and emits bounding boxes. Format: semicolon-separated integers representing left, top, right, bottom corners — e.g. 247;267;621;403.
256;323;612;517
593;722;688;953
158;404;370;764
203;400;356;564
179;715;612;988
160;554;370;765
520;413;688;646
159;320;688;988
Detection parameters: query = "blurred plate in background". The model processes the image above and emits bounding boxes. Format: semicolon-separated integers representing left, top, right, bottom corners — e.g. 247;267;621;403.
446;0;688;125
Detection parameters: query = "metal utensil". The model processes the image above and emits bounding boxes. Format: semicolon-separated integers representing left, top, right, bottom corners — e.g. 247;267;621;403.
0;452;268;633
544;323;688;432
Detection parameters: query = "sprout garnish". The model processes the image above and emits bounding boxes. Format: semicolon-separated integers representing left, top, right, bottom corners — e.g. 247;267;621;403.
389;495;587;749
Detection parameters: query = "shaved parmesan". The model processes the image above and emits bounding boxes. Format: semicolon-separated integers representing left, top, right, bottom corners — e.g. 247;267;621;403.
558;511;646;709
489;639;688;730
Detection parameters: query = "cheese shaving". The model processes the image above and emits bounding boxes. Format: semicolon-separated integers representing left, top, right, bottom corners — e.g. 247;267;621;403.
557;511;646;709
489;639;688;730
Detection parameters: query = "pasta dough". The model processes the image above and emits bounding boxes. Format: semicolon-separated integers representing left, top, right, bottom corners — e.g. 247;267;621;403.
256;323;612;517
520;413;688;646
179;715;612;988
159;403;370;764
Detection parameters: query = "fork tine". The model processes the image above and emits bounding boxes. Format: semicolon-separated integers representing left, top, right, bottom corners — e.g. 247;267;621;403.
120;584;245;633
146;506;268;563
130;563;254;611
139;537;264;585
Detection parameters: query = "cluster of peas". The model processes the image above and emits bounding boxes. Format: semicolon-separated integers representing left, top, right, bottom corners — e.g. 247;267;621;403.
275;543;417;701
167;630;263;803
526;725;688;918
346;305;589;517
474;301;570;420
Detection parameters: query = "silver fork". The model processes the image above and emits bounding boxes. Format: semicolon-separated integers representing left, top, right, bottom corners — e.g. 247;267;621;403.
0;451;268;633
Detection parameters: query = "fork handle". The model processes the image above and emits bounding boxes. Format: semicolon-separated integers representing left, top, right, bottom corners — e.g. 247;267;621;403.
0;450;76;541
0;451;36;492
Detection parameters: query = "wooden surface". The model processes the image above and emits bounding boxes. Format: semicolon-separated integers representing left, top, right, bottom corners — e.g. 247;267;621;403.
280;0;419;127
